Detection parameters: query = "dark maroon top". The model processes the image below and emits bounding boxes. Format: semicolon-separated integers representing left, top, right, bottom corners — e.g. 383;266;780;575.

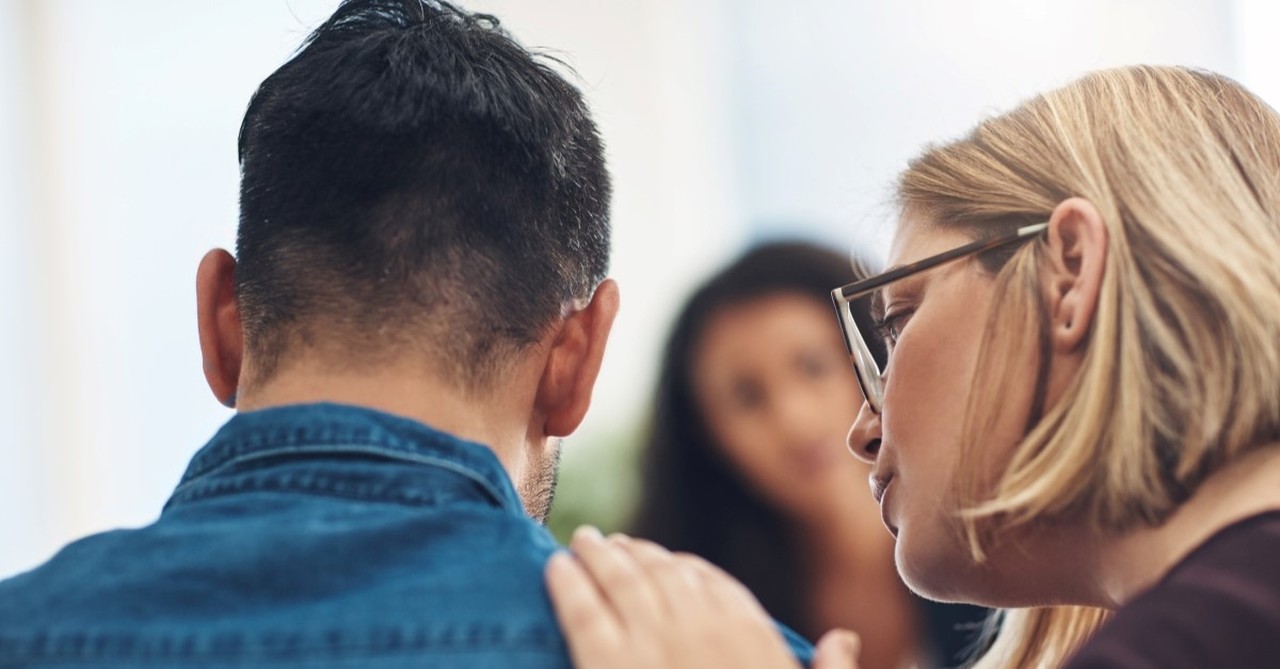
1065;510;1280;668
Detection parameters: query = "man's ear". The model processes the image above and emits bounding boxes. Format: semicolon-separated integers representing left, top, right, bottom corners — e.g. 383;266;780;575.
535;279;620;437
1042;197;1108;353
196;249;245;408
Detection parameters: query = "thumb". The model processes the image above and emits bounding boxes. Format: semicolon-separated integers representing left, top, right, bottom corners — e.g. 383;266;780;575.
813;629;861;669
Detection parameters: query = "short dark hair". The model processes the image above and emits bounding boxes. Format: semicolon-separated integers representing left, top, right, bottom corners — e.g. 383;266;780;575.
628;241;886;639
234;0;610;389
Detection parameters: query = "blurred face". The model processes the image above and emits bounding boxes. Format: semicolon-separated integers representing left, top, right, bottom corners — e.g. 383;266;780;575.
848;220;1043;603
692;293;871;522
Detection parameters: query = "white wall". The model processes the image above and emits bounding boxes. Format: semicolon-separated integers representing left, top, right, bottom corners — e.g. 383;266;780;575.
0;0;342;576
730;0;1239;259
0;0;1276;576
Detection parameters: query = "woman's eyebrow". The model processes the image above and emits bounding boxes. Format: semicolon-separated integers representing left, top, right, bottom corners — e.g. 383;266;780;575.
870;290;886;320
873;275;929;318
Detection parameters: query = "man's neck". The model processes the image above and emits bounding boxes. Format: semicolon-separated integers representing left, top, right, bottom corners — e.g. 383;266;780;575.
235;363;533;479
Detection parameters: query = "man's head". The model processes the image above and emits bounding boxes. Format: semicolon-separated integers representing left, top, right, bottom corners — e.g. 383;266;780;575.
195;0;617;522
239;0;608;389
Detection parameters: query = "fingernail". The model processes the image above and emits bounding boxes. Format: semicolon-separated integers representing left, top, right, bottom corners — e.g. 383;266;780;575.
573;525;604;543
817;630;860;661
547;551;571;570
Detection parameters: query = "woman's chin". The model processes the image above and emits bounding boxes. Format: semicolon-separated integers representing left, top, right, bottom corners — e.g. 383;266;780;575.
894;530;988;604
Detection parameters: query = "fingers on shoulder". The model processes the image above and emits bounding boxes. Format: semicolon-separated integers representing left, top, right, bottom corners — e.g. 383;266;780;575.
567;527;668;624
546;551;623;646
674;551;772;621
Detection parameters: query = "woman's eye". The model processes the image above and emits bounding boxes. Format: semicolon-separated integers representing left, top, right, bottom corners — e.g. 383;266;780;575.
730;380;765;411
798;350;837;378
874;309;915;348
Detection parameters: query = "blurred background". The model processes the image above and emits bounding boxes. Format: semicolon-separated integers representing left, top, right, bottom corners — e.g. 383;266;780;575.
1;0;1278;577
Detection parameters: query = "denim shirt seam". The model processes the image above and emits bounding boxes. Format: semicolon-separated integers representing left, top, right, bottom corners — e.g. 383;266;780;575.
184;428;481;481
0;624;565;661
169;443;512;511
166;469;457;510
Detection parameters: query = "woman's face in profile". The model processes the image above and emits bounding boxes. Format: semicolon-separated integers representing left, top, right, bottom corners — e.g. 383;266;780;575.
851;219;1042;602
691;292;875;523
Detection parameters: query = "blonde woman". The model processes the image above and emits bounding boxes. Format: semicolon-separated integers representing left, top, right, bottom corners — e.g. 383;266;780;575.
544;65;1280;669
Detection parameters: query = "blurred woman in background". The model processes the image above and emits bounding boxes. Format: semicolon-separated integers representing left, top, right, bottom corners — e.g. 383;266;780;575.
629;242;985;669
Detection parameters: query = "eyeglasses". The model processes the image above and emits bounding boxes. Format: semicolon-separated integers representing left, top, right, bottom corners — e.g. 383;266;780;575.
830;222;1048;414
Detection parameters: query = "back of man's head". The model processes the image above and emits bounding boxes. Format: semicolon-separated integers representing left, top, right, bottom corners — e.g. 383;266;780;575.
234;0;610;392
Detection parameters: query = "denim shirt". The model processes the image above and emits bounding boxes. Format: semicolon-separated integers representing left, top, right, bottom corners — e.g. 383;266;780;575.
0;403;815;668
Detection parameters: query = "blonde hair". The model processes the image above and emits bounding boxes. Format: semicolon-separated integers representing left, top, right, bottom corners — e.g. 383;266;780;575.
897;66;1280;667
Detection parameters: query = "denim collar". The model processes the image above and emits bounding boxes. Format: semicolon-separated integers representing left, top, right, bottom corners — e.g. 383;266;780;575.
169;402;524;514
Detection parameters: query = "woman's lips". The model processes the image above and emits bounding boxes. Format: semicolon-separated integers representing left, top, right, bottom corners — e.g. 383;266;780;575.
870;472;892;504
871;473;899;537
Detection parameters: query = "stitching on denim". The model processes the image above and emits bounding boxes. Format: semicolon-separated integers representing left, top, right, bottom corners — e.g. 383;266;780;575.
184;428;412;480
0;624;563;661
172;444;510;510
167;469;459;508
184;420;493;483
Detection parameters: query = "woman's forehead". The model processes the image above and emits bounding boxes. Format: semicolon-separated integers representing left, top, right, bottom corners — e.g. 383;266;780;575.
887;218;973;269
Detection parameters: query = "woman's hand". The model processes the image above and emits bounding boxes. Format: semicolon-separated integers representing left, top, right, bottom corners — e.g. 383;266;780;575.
545;526;862;669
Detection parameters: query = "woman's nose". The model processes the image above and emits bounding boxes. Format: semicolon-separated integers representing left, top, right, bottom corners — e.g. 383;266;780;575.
846;400;882;463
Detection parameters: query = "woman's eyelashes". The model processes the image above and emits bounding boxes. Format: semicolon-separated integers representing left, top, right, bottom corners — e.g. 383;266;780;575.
873;307;916;350
873;278;927;351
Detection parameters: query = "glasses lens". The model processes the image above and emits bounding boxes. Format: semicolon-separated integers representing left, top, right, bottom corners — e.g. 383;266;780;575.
834;292;884;413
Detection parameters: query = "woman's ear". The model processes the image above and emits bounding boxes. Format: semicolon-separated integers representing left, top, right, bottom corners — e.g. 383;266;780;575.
196;249;245;408
1042;197;1109;353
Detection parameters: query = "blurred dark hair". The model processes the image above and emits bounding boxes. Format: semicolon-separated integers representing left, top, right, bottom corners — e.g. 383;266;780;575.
629;240;885;639
234;0;610;389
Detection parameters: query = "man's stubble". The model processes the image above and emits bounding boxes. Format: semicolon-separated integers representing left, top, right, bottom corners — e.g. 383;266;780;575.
519;438;562;525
